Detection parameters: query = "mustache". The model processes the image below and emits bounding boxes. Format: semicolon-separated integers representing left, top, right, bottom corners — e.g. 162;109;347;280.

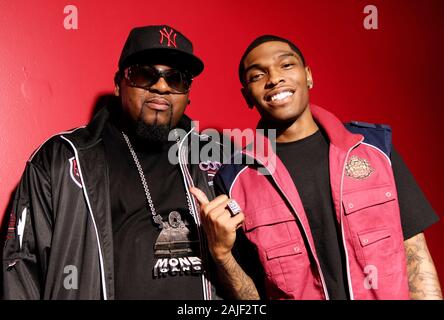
138;102;173;123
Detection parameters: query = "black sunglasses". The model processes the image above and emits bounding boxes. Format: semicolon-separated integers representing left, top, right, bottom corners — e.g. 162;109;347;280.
124;65;192;93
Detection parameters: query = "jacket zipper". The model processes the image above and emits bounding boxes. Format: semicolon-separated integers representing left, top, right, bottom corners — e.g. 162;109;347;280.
176;128;212;300
60;136;108;300
339;137;364;300
245;153;330;300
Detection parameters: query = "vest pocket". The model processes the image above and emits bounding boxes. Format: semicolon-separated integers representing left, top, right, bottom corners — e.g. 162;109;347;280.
342;185;396;215
342;185;403;277
243;202;295;232
242;202;308;294
358;227;391;247
263;239;308;293
356;226;398;276
266;239;302;260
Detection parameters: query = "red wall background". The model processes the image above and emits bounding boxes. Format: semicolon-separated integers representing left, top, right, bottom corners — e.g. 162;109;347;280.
1;0;443;287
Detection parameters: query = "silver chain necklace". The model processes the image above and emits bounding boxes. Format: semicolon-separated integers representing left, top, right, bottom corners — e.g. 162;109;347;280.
122;130;194;228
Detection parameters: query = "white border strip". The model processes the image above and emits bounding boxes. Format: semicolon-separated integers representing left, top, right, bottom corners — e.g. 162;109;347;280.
177;127;212;300
228;166;249;199
361;142;392;166
340;137;364;300
29;126;86;162
61;136;108;300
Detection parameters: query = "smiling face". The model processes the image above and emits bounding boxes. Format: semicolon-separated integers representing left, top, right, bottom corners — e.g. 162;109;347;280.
115;64;190;140
242;41;313;127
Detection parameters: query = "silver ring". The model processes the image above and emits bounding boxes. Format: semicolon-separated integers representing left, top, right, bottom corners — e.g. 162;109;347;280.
227;199;241;217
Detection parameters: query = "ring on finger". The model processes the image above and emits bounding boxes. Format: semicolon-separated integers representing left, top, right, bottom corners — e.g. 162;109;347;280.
226;199;241;217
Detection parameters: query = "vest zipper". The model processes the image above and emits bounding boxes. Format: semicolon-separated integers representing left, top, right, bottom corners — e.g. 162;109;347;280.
246;154;330;300
339;137;364;300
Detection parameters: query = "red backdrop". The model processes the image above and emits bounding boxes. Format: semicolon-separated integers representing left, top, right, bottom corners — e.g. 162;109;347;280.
1;0;443;286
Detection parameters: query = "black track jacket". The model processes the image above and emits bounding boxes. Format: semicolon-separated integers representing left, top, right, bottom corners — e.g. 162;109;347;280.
2;105;223;299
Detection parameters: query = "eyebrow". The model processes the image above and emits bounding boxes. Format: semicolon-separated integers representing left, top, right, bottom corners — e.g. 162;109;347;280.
244;52;299;75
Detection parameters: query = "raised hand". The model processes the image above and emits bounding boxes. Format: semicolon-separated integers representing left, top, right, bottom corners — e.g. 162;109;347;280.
189;187;244;264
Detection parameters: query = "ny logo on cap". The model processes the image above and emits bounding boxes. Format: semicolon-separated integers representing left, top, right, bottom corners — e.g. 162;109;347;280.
159;27;177;48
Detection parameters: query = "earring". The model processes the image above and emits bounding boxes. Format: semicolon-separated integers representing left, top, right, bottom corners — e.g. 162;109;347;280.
307;80;313;89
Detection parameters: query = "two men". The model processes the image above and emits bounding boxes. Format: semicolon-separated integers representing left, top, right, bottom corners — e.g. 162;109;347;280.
193;35;442;300
2;25;221;299
2;26;441;300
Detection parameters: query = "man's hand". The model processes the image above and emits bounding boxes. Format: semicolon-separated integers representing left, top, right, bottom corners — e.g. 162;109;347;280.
189;187;244;264
190;187;259;299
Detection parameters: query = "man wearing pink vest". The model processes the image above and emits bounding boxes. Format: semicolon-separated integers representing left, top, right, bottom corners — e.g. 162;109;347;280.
190;35;442;299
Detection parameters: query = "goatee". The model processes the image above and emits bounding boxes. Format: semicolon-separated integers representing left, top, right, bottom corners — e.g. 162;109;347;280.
135;119;171;142
134;107;173;142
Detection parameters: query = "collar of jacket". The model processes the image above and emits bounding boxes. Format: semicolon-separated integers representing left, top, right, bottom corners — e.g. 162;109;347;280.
244;104;364;170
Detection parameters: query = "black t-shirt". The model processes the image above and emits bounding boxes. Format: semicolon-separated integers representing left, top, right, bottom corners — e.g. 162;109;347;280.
102;120;204;299
229;129;439;300
275;130;348;299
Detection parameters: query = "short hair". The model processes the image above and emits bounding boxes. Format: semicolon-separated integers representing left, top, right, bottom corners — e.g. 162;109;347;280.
238;35;306;86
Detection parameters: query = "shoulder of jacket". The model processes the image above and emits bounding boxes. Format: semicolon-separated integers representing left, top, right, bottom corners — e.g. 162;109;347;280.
215;151;248;188
345;120;391;131
28;126;86;163
344;121;393;158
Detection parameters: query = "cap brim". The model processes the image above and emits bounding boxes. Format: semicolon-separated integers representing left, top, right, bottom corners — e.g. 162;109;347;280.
119;48;204;77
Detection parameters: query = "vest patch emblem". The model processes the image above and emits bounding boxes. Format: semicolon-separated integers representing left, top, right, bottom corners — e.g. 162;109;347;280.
345;155;374;180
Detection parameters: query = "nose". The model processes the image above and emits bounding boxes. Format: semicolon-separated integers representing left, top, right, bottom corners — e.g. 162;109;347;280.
149;75;171;93
265;67;284;89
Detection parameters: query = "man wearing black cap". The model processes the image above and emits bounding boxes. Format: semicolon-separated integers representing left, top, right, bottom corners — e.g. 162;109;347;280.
2;25;222;300
192;35;442;300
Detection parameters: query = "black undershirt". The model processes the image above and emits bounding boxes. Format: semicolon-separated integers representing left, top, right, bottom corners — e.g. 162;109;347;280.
102;120;204;300
276;130;348;299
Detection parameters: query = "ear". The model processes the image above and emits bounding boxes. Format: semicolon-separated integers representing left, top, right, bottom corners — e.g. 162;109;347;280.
186;87;192;106
114;71;121;96
241;87;255;109
305;66;314;90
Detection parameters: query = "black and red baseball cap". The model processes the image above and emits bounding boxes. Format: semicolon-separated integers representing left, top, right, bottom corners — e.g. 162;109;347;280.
118;25;204;77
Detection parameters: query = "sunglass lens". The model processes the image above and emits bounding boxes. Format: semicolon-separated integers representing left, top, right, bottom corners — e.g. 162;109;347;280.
126;66;191;93
165;70;189;92
128;66;158;88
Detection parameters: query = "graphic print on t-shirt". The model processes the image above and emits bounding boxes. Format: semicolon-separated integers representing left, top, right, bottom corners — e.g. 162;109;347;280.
153;210;202;277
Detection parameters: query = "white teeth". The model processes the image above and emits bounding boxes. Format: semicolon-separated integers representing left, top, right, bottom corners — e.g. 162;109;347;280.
270;91;293;102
